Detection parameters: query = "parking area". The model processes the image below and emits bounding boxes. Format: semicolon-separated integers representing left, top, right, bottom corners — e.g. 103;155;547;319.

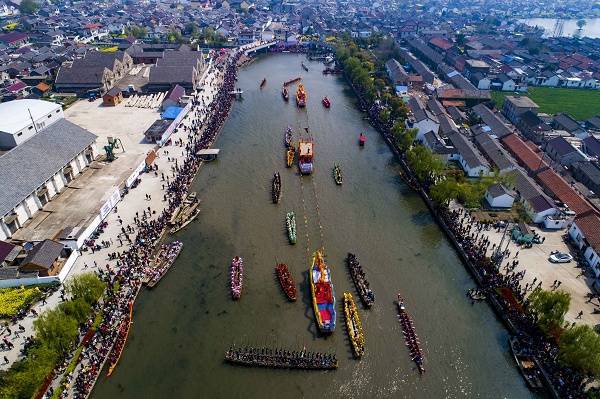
485;224;600;326
12;100;160;242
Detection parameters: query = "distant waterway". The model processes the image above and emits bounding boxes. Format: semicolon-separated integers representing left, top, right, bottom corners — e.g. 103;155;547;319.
92;54;540;398
520;18;600;38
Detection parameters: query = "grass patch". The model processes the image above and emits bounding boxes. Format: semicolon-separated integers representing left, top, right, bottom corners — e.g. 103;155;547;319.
491;87;600;121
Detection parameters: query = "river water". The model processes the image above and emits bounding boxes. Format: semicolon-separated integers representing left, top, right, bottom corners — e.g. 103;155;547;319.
520;18;600;38
92;54;537;398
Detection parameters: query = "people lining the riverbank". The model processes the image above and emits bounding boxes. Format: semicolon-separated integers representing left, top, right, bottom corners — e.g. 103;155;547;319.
39;49;245;399
438;207;585;397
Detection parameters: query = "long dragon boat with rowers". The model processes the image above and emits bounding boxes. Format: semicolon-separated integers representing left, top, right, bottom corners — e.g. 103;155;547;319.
347;253;374;308
284;126;293;148
276;263;297;301
310;250;336;334
260;78;266;89
231;256;243;300
147;241;183;288
106;301;133;377
295;84;306;108
397;294;425;374
286;212;297;244
343;292;365;358
272;172;281;204
225;346;338;370
333;163;343;185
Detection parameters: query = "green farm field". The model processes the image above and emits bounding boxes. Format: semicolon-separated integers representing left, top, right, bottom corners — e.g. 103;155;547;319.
491;87;600;121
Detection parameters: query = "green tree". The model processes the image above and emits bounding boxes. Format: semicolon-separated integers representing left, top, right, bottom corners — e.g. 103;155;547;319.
559;324;600;376
34;308;78;354
65;272;105;305
19;0;39;14
406;145;445;184
125;25;148;39
59;298;92;324
577;19;587;30
431;178;460;205
528;288;570;336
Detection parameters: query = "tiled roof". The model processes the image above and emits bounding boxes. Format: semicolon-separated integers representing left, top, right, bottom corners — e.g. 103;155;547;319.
22;239;63;269
536;168;593;215
501;133;547;173
574;211;600;252
0;119;97;218
472;103;512;138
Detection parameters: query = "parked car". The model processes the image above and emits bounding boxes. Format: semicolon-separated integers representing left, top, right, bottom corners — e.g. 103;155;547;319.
549;252;573;263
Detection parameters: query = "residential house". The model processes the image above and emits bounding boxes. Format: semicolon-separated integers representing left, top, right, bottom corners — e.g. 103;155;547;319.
582;136;600;158
516;110;551;144
471;103;513;138
19;239;66;277
473;128;516;174
161;84;185;111
552;113;587;138
544;136;587;167
568;211;600;275
572;162;600;195
485;184;515;208
408;96;439;142
447;131;491;177
513;171;557;223
0;32;29;48
385;59;409;86
502;96;539;125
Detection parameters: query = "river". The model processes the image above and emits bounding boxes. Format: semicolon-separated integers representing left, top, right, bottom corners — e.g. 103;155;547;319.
92;54;538;398
520;18;600;38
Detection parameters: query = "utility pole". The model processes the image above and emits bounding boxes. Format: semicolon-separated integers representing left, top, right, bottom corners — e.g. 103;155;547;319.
28;108;39;134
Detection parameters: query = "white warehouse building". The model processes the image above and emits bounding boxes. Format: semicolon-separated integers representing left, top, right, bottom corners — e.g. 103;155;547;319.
0;100;98;240
0;99;64;150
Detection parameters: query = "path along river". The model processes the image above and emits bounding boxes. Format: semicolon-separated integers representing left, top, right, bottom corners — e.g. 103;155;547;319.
92;54;539;398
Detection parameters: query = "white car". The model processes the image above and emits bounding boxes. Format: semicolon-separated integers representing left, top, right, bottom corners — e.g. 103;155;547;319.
549;252;573;263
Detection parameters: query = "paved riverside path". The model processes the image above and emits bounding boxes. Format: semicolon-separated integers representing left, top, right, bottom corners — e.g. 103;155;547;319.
0;65;223;372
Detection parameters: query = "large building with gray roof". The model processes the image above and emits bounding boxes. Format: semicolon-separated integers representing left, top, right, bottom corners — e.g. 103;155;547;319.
0;118;98;240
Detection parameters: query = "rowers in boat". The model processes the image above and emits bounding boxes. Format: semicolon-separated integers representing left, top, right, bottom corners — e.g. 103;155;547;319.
397;294;425;374
260;78;266;89
347;253;374;308
272;172;281;204
344;292;365;358
286;212;297;244
276;263;297;301
301;62;309;72
310;250;336;334
282;86;289;101
284;126;293;148
322;96;331;108
286;146;295;168
333;163;342;185
359;133;366;147
230;256;243;300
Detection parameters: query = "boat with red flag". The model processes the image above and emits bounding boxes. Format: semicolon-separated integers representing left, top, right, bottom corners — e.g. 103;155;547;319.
322;97;331;108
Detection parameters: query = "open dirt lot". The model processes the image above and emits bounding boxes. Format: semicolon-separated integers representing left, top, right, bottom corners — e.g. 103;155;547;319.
12;100;159;241
484;224;600;326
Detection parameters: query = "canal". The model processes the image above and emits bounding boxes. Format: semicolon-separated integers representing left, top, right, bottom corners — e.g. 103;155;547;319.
93;53;536;398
